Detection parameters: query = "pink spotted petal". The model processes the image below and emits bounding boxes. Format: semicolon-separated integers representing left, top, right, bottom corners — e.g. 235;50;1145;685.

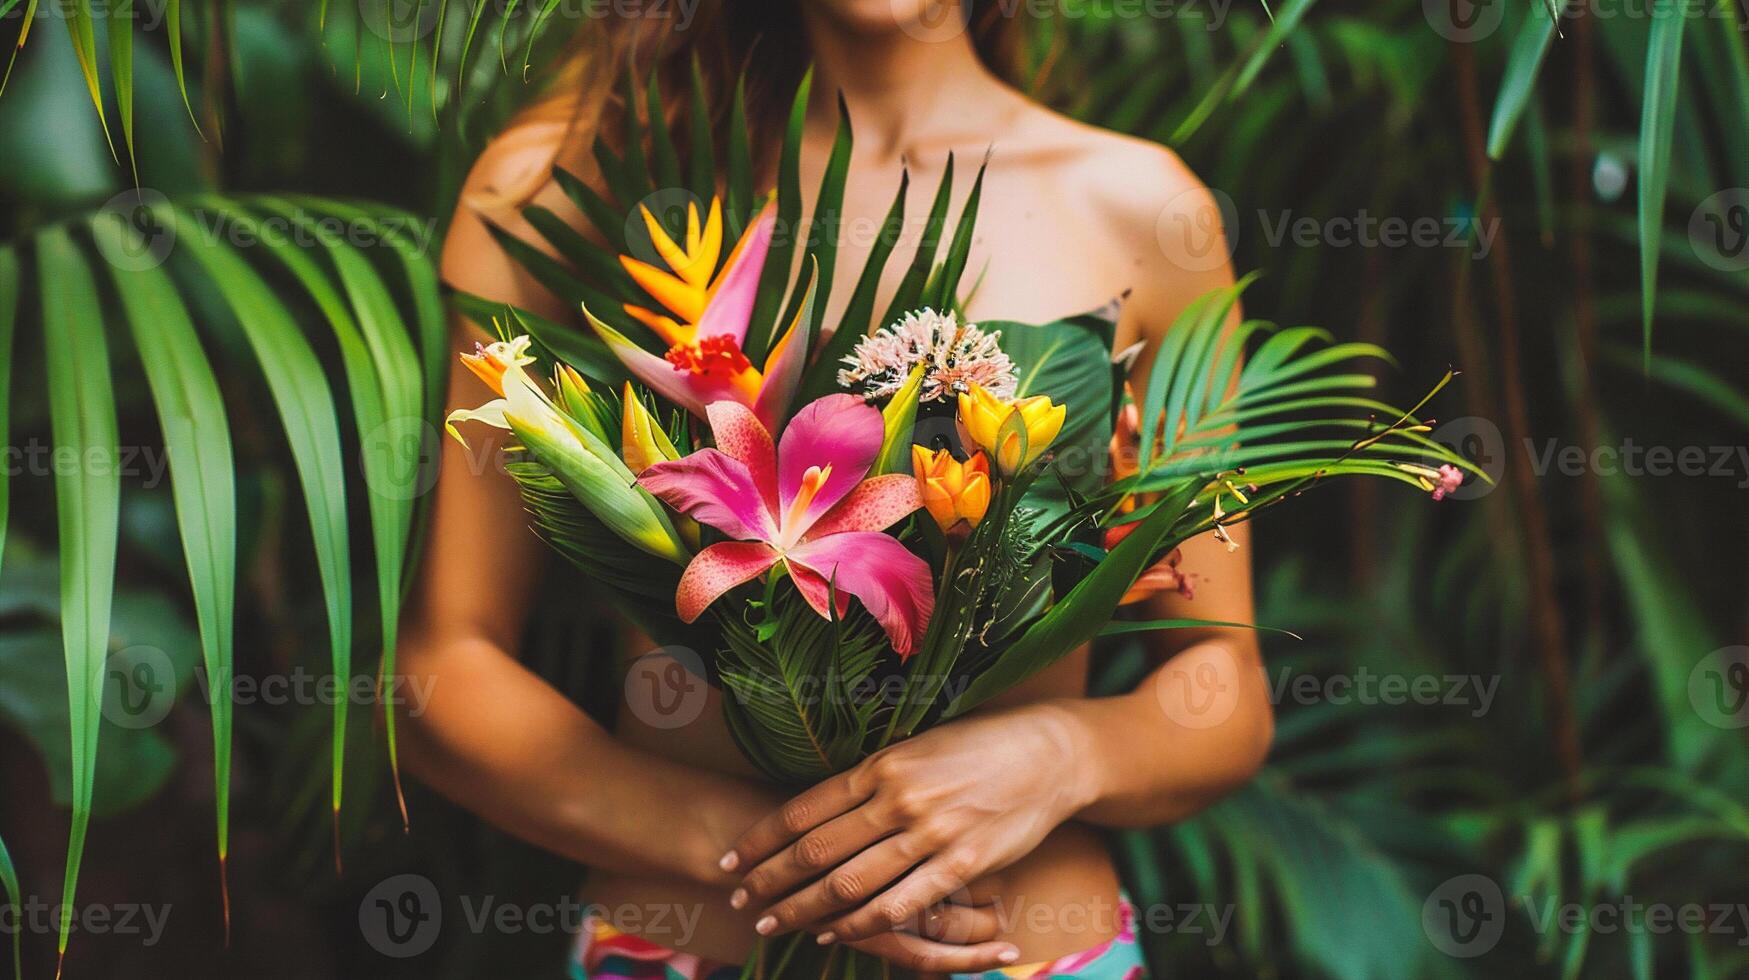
695;203;775;346
675;541;779;622
804;475;922;540
777;394;884;536
705;401;779;518
786;532;935;656
752;264;816;432
639;449;777;542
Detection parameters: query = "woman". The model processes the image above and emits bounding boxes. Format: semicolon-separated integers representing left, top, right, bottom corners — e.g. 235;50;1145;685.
402;1;1274;976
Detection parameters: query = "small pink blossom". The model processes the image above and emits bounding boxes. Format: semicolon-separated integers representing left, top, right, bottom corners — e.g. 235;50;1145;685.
1431;463;1463;501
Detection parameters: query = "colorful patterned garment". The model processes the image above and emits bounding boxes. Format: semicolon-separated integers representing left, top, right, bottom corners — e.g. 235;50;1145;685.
568;899;1147;980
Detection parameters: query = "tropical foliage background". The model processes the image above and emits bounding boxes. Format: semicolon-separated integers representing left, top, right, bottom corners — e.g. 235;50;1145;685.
0;0;1746;978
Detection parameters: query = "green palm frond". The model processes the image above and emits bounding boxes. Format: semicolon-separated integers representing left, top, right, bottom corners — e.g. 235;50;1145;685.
4;194;440;958
718;588;889;786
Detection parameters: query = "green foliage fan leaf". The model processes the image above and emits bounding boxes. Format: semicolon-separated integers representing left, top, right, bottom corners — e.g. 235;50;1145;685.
90;213;241;923
37;226;121;967
172;204;358;841
1638;3;1685;369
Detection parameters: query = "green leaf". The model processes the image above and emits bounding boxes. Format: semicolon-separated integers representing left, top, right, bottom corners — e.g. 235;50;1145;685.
250;198;426;822
945;484;1202;717
0;248;15;580
745;67;811;362
0;246;19;980
1639;2;1685;369
1099;618;1302;640
687;54;717;202
38;226;121;965
646;69;681;193
725;72;753;241
0;0;41;97
996;312;1116;513
785;92;853;344
928;155;987;312
798;169;909;403
173;205;356;833
64;0;116;158
1231;0;1319;101
873;367;925;476
164;0;202;136
0;829;18;980
109;0;136;178
1487;0;1568;159
879;155;955;331
91;212;240;915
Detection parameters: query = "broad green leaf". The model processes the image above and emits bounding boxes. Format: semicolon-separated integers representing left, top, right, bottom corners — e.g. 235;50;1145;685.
1639;3;1685;369
252;198;426;821
38;226;121;966
91;212;239;924
174;206;356;836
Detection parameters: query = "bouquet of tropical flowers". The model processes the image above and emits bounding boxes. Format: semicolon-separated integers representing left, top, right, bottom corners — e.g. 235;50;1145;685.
449;67;1480;976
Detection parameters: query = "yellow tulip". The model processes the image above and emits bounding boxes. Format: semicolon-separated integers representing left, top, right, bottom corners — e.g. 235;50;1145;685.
956;383;1066;475
912;445;992;535
621;382;679;473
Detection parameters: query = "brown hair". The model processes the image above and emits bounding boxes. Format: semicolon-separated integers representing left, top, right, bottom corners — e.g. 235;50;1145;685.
508;2;1039;202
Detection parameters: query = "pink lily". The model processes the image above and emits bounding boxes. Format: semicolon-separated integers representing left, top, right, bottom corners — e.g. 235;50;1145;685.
584;201;812;433
638;394;936;656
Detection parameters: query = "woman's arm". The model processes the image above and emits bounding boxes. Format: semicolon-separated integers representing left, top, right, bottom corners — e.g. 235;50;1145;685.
716;157;1274;943
398;123;779;886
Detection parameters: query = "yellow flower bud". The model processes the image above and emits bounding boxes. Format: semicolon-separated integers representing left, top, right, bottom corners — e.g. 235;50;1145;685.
956;383;1066;475
621;382;679;473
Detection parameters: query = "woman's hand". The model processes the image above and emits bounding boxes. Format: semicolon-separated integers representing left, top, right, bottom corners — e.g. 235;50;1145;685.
718;702;1097;945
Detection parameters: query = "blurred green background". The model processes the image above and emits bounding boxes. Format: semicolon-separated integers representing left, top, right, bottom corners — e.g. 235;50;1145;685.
1;1;1746;977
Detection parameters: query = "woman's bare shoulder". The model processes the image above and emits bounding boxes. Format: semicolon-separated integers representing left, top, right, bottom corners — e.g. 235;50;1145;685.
442;96;594;316
1005;100;1236;334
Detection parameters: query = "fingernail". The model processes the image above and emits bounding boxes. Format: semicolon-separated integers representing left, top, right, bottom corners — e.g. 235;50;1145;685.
754;916;778;936
815;932;836;946
729;889;748;910
998;947;1020;963
718;852;739;872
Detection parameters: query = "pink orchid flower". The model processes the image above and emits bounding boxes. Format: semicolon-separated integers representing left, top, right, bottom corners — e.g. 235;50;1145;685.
637;394;936;656
584;202;812;433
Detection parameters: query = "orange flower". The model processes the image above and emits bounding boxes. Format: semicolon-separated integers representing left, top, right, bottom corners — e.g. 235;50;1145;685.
912;446;992;535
